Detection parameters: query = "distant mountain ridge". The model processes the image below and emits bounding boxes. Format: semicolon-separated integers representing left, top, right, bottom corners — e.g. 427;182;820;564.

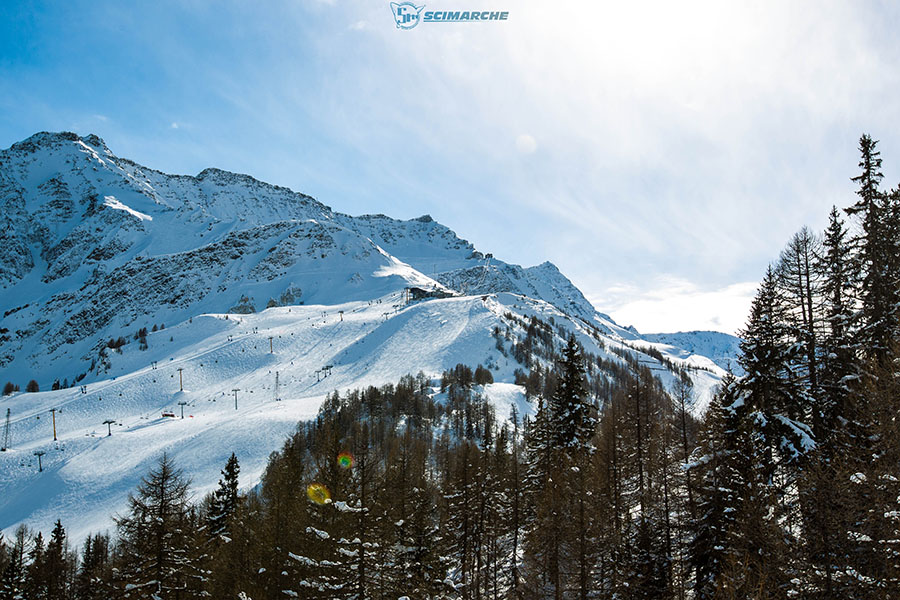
641;330;744;375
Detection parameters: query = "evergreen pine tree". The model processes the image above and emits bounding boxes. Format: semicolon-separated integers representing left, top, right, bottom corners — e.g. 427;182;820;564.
43;520;73;600
205;452;253;599
382;428;447;598
845;133;900;366
796;206;861;598
114;453;201;599
551;334;594;450
24;532;45;600
0;527;27;600
840;347;900;598
739;266;810;469
817;206;858;443
74;533;112;600
521;393;563;599
283;420;357;598
208;453;240;541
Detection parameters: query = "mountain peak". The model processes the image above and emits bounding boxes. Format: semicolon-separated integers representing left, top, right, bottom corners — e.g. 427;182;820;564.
193;167;321;205
531;260;559;271
5;131;109;155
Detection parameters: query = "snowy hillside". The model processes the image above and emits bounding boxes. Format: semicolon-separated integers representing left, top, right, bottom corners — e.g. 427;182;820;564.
0;291;723;542
640;330;743;375
1;132;631;387
0;131;731;542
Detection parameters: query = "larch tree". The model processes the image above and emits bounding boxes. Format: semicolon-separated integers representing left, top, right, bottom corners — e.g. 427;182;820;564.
114;453;202;599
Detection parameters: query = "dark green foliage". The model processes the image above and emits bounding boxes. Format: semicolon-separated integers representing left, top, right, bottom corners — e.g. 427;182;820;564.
208;453;240;541
74;533;112;600
550;334;594;450
0;527;28;600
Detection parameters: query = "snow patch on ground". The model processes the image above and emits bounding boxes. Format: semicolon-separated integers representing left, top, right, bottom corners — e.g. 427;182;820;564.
103;195;153;221
483;382;531;423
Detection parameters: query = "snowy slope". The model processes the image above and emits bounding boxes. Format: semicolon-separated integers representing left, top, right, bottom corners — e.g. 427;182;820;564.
641;331;743;375
0;132;628;387
0;292;722;542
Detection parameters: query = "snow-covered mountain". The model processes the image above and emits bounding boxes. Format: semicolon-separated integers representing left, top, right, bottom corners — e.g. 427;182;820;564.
640;331;743;375
0;132;635;387
0;132;730;541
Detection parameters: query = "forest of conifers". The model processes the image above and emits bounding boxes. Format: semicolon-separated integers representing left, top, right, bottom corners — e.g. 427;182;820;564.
1;134;899;599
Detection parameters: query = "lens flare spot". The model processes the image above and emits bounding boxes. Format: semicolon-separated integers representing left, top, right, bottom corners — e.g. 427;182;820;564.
337;451;354;469
306;483;331;505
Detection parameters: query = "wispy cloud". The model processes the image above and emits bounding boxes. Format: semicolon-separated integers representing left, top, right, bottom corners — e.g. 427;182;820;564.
515;134;537;155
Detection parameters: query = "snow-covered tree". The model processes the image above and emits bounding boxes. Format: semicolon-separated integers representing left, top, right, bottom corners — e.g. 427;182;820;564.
114;454;202;599
208;453;240;541
551;334;595;450
845;134;900;367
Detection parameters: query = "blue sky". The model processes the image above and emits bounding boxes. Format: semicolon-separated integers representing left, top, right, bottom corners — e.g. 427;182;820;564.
2;1;899;334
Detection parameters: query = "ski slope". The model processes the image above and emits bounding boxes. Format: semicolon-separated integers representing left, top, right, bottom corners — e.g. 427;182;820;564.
0;291;721;542
0;293;522;542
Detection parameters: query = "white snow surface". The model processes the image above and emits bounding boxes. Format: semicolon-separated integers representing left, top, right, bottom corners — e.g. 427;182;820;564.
0;292;722;542
640;331;744;375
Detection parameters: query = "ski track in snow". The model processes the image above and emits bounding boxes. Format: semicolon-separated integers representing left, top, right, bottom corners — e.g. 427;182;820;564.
0;293;517;541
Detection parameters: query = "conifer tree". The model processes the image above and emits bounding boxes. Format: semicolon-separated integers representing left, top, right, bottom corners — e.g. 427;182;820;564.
74;533;112;600
114;453;201;599
691;374;786;598
739;266;810;470
551;334;594;450
43;520;73;600
0;527;27;600
208;453;240;541
205;453;254;599
508;404;524;596
840;348;900;598
795;206;861;598
595;389;627;596
522;387;568;599
845;134;900;366
816;206;857;443
381;430;446;598
689;380;737;599
341;420;382;599
24;532;45;600
777;226;824;397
